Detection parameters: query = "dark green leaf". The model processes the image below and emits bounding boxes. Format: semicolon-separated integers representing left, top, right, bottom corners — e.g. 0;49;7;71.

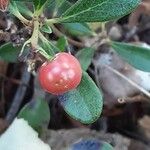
102;142;114;150
39;33;59;57
57;0;71;16
0;43;20;62
15;1;33;17
9;1;20;16
18;99;50;131
41;24;52;34
111;41;150;72
58;72;103;124
56;36;68;51
46;0;70;17
33;0;51;11
55;0;66;8
63;23;94;36
76;48;95;71
14;0;33;1
60;0;140;22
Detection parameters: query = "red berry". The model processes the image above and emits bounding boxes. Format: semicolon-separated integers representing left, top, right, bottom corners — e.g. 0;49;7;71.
39;52;82;95
0;0;9;12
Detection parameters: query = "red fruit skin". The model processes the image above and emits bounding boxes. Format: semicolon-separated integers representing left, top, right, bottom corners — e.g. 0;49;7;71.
0;0;9;12
39;52;82;95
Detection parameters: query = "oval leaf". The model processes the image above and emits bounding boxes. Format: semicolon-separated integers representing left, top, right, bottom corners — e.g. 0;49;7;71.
111;41;150;72
58;72;103;124
57;0;71;16
60;0;140;22
56;36;68;51
33;0;51;10
76;47;95;71
0;43;20;62
16;1;33;17
18;99;50;131
63;23;94;36
39;33;59;56
41;24;52;34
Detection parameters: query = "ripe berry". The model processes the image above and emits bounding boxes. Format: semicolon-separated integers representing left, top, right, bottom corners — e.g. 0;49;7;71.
39;52;82;95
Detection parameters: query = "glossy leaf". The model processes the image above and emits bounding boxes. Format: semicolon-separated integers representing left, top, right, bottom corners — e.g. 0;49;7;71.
111;41;150;72
60;0;140;22
0;43;20;62
76;48;95;71
18;99;50;131
58;72;103;124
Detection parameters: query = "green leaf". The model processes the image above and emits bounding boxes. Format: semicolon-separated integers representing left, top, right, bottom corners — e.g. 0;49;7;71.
63;23;95;36
0;43;20;62
111;41;150;72
18;99;50;131
76;48;95;71
55;0;66;8
57;0;71;16
9;1;20;17
60;0;140;22
58;72;103;124
33;0;51;11
13;0;33;2
15;1;33;17
46;0;70;17
102;142;114;150
14;0;33;1
39;33;59;57
56;36;68;51
9;0;31;24
41;24;52;34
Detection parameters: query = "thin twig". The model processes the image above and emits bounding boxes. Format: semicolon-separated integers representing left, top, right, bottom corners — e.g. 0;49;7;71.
0;73;28;86
0;80;5;116
118;94;149;104
51;25;85;48
94;64;102;89
5;65;31;124
105;65;150;99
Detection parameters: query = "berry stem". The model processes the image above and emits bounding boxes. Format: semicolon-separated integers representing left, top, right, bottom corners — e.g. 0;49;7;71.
45;18;60;25
31;16;40;49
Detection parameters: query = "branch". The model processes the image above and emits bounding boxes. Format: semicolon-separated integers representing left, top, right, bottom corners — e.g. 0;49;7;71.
51;25;85;48
5;65;31;124
105;65;150;100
